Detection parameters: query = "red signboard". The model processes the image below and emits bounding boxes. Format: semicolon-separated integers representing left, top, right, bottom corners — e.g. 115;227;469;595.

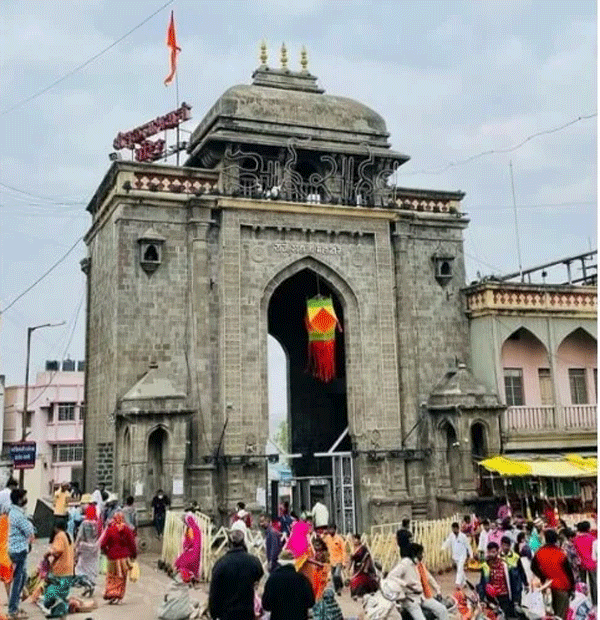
135;139;166;162
113;103;191;150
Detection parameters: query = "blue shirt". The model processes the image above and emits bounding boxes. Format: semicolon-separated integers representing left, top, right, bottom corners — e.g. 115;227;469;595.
8;505;34;555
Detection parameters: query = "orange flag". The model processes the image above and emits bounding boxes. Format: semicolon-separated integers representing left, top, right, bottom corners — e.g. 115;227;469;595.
164;11;181;86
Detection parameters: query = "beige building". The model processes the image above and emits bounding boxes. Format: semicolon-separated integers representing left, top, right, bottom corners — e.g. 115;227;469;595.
465;254;597;456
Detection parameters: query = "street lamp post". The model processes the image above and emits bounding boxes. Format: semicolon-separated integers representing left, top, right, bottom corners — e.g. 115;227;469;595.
20;322;64;487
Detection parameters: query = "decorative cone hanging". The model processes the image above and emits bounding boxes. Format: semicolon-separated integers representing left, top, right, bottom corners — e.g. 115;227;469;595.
305;296;342;382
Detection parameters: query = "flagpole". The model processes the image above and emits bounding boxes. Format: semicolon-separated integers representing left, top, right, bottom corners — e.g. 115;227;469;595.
175;72;180;166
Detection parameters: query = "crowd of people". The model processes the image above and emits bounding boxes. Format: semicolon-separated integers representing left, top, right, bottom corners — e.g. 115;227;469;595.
201;502;597;620
436;511;597;620
0;478;140;619
206;498;380;620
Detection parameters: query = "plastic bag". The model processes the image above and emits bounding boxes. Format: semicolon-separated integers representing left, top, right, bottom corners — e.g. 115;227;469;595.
129;560;140;583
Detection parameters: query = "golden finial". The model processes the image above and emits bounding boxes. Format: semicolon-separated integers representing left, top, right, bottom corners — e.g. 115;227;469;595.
259;40;268;66
300;46;308;72
280;42;288;69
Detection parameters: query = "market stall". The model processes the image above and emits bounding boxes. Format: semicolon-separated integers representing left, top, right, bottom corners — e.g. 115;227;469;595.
478;454;597;520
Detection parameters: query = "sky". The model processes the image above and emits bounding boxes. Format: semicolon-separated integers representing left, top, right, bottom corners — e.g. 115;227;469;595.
0;0;596;398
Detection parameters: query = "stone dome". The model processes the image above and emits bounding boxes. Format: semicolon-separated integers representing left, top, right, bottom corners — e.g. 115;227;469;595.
186;65;406;166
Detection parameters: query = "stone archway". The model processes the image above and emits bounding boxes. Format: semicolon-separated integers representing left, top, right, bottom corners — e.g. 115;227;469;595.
147;426;169;496
261;256;362;529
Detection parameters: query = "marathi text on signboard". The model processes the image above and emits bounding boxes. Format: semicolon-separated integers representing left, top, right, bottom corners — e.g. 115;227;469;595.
9;442;36;470
112;103;192;151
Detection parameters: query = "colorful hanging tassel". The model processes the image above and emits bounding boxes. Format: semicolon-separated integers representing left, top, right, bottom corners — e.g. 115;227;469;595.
305;296;342;382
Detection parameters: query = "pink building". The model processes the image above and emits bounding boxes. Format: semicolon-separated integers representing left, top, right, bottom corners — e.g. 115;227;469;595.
467;277;597;454
3;360;85;507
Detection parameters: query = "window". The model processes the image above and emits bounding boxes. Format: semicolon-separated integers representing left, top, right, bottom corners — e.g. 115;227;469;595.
79;403;86;421
51;443;83;463
24;410;33;429
538;368;554;405
504;368;524;406
57;402;76;421
44;406;53;424
569;369;588;405
594;369;597;400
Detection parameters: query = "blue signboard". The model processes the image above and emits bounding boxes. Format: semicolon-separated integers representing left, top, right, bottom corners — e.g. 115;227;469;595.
10;442;36;470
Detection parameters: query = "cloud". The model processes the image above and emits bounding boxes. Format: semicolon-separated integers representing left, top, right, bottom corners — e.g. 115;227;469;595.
0;0;596;384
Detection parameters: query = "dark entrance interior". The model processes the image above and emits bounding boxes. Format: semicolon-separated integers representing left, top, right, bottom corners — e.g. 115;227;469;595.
268;269;351;482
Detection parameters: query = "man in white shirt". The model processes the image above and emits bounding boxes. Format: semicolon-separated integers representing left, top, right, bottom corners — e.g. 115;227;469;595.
311;500;329;532
388;542;448;620
442;521;472;588
477;519;491;560
0;478;18;514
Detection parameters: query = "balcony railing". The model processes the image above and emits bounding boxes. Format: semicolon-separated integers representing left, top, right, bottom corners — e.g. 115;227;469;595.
564;404;597;429
504;406;556;431
504;405;597;432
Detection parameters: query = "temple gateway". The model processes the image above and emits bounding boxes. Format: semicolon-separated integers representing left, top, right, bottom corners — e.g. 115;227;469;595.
83;50;502;530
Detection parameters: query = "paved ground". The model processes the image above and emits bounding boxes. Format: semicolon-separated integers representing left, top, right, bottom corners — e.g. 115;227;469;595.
0;542;465;619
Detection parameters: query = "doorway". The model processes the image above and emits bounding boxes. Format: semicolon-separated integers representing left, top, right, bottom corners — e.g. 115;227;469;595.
148;426;168;496
268;267;354;526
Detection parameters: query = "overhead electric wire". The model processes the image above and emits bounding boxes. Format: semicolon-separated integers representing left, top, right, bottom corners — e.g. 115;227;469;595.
0;182;86;205
396;113;597;176
1;236;84;314
0;0;175;116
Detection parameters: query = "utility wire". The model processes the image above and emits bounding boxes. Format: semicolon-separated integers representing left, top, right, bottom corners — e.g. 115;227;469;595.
0;0;175;116
397;113;597;176
0;182;85;205
1;236;84;314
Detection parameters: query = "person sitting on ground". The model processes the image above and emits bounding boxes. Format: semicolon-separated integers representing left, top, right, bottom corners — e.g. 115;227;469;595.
262;549;315;620
389;542;448;620
531;528;575;620
396;517;413;558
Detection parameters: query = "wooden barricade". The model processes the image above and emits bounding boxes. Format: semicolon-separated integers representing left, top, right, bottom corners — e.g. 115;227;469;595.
368;514;459;575
161;511;213;581
161;513;268;581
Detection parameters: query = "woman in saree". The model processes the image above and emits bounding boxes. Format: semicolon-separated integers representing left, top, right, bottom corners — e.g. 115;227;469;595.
349;533;378;599
286;514;313;571
75;505;100;593
174;513;202;584
298;535;330;601
100;512;137;603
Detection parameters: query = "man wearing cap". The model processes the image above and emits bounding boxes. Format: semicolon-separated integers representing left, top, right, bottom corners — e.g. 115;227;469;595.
262;549;315;620
209;529;263;620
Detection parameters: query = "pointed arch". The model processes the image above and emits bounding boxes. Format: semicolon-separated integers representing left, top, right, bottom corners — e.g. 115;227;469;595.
260;255;364;440
556;328;597;405
501;327;551;407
